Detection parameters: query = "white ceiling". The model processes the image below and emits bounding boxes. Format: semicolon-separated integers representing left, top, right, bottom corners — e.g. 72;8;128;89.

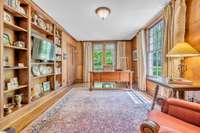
33;0;170;41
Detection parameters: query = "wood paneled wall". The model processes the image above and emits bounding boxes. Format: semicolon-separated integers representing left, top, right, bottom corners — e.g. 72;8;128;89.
185;0;200;84
131;37;137;84
75;43;83;83
62;32;83;85
125;41;133;70
184;0;200;100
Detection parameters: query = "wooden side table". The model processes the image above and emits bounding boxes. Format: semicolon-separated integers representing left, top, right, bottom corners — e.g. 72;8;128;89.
147;77;200;110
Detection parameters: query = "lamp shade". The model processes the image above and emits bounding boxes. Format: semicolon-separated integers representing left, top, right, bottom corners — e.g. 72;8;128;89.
167;42;200;57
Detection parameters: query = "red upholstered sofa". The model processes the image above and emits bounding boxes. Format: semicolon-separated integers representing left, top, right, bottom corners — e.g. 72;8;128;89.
140;98;200;133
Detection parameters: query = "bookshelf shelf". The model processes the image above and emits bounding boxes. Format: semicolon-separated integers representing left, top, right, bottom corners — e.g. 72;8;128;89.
4;4;28;19
4;21;27;32
32;74;55;79
4;45;27;51
31;23;54;36
4;85;28;93
31;62;54;65
4;66;28;71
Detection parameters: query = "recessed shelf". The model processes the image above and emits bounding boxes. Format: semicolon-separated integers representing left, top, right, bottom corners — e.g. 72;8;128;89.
4;45;27;51
4;104;27;117
31;90;55;102
4;85;28;93
31;62;54;65
4;4;28;18
32;74;55;79
4;21;27;32
31;23;54;36
4;66;28;71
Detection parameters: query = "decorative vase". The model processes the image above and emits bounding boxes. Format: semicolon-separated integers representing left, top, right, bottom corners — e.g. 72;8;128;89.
14;94;22;108
4;107;12;116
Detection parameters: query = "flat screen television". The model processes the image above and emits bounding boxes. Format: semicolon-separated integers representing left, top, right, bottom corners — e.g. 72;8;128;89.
32;35;55;61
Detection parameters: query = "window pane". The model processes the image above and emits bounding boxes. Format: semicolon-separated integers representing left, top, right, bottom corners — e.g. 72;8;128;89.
93;44;103;71
105;44;115;70
93;43;116;71
147;20;164;77
148;52;153;76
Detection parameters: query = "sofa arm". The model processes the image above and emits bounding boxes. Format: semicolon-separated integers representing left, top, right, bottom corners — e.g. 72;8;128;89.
140;120;160;133
161;98;200;126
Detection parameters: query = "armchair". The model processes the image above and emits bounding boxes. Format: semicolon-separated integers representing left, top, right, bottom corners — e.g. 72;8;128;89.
140;98;200;133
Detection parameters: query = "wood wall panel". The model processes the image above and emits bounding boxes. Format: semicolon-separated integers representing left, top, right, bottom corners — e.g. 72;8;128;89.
131;37;137;84
75;43;83;83
186;0;200;50
62;32;68;87
125;41;133;70
62;32;82;86
185;0;200;84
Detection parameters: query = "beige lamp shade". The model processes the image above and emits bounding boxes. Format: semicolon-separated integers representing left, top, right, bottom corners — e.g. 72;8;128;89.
167;42;200;57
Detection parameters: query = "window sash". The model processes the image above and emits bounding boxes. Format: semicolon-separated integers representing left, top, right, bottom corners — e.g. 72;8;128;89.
92;43;116;71
147;20;164;77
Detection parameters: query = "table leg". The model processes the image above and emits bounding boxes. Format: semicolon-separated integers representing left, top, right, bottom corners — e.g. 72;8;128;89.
130;80;133;89
178;91;185;99
89;81;93;91
151;85;159;110
173;90;177;98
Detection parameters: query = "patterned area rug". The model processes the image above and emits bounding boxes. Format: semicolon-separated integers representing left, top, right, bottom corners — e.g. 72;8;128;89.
22;86;150;133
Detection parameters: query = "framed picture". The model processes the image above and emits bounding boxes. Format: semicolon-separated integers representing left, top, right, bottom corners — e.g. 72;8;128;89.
3;33;11;46
32;84;43;98
43;81;50;92
12;77;19;87
132;50;137;61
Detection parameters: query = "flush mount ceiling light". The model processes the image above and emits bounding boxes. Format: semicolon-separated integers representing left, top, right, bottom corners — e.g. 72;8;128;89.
95;7;111;20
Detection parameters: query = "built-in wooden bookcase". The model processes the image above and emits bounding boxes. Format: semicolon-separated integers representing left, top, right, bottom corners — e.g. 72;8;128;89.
55;28;63;89
0;0;64;120
30;7;55;102
1;0;30;117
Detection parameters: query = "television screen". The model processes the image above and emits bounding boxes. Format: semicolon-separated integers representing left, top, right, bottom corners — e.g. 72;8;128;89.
32;35;55;61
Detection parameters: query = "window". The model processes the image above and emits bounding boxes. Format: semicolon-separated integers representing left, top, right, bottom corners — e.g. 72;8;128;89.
147;20;164;77
93;43;116;71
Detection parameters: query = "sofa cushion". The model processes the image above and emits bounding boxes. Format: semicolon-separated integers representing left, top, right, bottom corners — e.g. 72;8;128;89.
149;110;200;133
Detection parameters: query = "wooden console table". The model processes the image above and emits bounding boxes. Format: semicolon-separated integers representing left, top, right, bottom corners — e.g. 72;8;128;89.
148;77;200;110
90;71;133;90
